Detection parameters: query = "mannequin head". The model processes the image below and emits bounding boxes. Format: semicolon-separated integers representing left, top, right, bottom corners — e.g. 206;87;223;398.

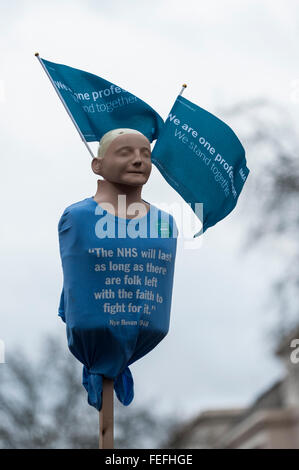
91;128;152;187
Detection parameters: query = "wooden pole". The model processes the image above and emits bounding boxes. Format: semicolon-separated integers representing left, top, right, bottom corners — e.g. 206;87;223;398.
99;377;114;449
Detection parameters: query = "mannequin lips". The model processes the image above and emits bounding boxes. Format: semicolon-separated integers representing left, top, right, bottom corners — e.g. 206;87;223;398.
128;171;144;174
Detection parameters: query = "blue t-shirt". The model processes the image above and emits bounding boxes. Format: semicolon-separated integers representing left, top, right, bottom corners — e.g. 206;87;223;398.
58;196;178;410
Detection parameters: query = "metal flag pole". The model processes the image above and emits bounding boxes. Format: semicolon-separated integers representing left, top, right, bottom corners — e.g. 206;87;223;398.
35;52;95;159
99;377;114;449
179;83;187;96
177;84;201;238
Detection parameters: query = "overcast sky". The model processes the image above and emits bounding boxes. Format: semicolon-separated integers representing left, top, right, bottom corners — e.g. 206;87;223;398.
1;0;298;422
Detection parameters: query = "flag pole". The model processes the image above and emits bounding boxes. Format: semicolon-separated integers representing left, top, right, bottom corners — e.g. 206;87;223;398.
99;377;114;449
34;52;96;159
179;83;202;238
179;83;187;96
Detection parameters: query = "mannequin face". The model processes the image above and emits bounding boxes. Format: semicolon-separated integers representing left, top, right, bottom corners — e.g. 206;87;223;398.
92;133;152;187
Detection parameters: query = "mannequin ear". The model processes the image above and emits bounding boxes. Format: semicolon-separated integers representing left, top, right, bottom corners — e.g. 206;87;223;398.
91;157;103;176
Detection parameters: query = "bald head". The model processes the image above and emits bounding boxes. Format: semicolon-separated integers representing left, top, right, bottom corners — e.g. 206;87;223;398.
97;128;150;159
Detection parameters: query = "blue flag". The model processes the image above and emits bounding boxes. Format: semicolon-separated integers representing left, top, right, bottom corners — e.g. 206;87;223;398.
151;95;250;235
39;57;164;143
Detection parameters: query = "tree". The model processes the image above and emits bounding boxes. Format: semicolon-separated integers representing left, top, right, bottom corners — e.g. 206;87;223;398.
220;98;299;342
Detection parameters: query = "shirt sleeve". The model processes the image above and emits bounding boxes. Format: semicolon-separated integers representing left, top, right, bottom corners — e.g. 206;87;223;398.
58;286;66;323
57;207;72;323
58;208;72;234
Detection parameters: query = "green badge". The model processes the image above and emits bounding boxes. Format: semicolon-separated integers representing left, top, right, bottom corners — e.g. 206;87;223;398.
156;221;172;238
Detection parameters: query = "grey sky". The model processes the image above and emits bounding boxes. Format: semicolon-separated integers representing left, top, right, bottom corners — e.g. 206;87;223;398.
0;0;298;421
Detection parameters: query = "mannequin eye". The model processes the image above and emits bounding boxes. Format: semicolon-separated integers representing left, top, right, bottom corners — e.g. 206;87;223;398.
141;149;151;158
117;147;132;156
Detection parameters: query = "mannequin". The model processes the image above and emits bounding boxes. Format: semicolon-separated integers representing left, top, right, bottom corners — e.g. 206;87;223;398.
57;128;178;412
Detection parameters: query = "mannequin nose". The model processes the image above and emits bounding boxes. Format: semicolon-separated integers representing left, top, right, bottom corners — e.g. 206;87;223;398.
132;149;142;163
